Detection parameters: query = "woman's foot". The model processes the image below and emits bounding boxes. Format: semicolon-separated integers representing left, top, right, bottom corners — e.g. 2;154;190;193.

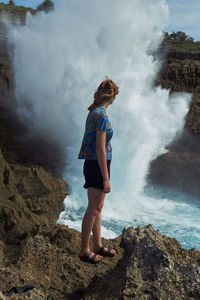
93;246;116;257
79;251;103;264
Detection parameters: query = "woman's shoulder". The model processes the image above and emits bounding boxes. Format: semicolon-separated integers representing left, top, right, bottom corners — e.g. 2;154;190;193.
92;107;108;117
86;110;101;126
89;108;104;118
91;106;101;113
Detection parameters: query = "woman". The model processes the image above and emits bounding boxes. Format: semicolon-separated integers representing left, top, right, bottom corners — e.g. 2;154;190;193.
78;77;119;264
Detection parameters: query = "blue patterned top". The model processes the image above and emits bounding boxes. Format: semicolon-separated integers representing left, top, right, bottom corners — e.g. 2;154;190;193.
78;105;113;160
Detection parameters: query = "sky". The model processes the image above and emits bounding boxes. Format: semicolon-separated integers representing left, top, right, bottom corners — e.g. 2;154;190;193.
165;0;200;41
1;0;200;41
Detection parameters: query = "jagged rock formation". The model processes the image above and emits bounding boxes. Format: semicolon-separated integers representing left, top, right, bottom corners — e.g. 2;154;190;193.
120;226;200;300
0;223;200;299
156;42;200;95
0;147;68;262
156;42;200;135
147;42;200;197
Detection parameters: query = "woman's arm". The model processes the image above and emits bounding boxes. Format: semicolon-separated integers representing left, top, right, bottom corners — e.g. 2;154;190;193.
96;129;111;193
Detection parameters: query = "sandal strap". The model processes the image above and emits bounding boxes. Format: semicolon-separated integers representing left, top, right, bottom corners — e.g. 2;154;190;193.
97;246;107;255
94;245;116;257
99;246;112;255
107;247;112;255
90;253;97;261
85;251;92;257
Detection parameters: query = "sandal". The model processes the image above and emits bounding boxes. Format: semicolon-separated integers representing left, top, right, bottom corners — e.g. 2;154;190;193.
94;246;116;257
79;251;102;264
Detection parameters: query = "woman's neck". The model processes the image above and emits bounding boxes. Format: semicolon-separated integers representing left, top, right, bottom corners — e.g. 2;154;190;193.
100;103;109;111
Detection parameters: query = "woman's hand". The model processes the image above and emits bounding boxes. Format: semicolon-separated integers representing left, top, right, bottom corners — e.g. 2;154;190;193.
103;179;111;193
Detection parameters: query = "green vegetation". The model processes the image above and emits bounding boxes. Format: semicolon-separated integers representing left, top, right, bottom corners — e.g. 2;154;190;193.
0;2;36;13
165;41;200;51
0;0;54;14
163;31;195;42
163;31;200;51
36;0;54;13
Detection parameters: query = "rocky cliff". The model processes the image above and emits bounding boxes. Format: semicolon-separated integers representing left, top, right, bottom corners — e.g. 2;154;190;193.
0;221;200;299
147;41;200;197
155;41;200;95
0;2;36;25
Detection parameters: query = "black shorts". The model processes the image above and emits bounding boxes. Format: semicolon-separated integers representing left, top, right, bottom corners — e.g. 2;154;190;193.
83;159;111;190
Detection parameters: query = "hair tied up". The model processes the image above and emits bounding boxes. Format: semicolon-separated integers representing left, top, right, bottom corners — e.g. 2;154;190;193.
87;77;119;111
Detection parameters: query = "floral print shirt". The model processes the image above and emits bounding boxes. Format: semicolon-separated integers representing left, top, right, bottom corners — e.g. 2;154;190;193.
78;105;113;160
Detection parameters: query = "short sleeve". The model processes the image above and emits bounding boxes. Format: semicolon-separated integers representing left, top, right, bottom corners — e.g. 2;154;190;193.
96;113;108;132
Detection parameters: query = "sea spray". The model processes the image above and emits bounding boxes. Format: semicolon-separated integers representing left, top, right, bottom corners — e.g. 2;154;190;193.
6;0;199;249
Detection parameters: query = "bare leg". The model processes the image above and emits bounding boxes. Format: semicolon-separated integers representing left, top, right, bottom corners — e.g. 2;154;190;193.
92;211;102;249
91;194;116;256
79;187;105;262
80;207;96;252
92;214;116;256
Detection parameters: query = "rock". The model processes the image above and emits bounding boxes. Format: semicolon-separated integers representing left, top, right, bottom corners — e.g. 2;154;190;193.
1;223;199;299
147;148;200;198
0;223;123;299
156;42;200;137
155;41;200;94
0;147;68;266
9;288;45;300
0;292;6;300
0;288;45;300
120;225;200;300
0;2;37;26
147;41;200;197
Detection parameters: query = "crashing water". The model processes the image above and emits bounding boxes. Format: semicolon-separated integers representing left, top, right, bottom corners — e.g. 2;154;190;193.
58;184;200;250
6;0;200;250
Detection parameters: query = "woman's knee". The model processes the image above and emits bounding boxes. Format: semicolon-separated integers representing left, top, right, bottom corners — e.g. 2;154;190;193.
88;188;105;211
96;202;104;213
88;201;104;216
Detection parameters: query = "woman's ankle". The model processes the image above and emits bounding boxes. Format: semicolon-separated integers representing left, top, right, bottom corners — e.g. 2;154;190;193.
93;244;102;251
80;248;90;255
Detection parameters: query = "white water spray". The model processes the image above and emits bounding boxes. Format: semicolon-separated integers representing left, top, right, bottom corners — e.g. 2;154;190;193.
7;0;200;249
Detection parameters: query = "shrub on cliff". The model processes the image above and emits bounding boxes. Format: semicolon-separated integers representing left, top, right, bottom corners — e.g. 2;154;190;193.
163;31;194;42
36;0;54;13
8;0;15;5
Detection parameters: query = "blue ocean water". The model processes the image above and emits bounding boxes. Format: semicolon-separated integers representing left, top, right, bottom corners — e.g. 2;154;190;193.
58;186;200;251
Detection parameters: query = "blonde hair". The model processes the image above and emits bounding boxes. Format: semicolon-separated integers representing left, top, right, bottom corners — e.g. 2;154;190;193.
88;76;119;111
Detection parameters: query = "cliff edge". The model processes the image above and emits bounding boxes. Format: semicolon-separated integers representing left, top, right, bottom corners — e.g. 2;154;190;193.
147;41;200;197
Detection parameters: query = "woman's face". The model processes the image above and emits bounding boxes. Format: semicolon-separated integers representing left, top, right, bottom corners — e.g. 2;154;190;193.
110;95;116;104
104;95;116;106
